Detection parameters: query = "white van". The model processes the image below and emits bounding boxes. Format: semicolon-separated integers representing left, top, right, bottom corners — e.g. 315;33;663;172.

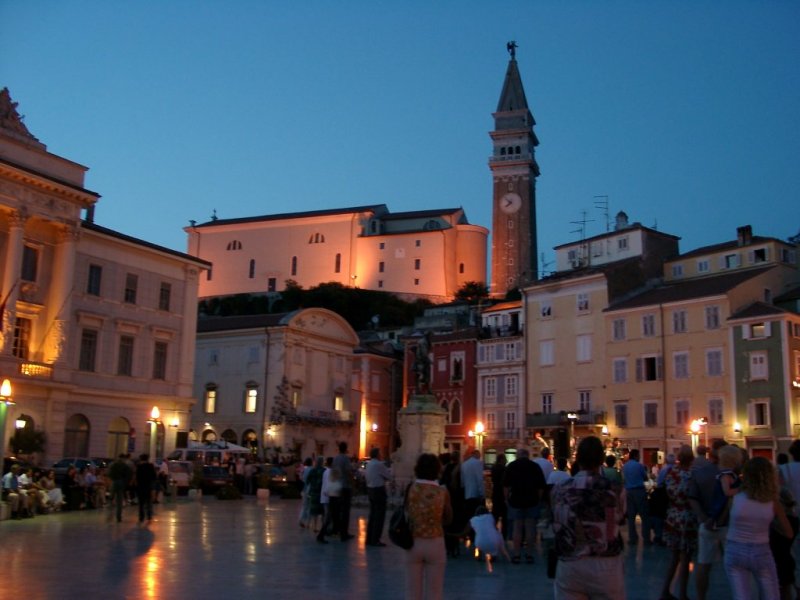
167;441;251;466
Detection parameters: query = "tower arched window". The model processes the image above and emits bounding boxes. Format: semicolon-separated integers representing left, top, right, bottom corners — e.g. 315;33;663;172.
249;259;255;279
334;253;341;273
459;263;465;274
500;147;506;156
450;400;462;425
291;256;297;276
423;219;440;231
226;240;243;251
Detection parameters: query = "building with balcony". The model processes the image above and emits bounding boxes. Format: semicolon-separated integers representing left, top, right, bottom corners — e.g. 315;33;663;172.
476;300;526;459
0;88;208;463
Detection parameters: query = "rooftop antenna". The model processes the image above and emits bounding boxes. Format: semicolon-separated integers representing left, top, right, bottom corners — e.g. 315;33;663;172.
211;209;218;221
570;210;594;267
593;195;610;232
539;252;554;278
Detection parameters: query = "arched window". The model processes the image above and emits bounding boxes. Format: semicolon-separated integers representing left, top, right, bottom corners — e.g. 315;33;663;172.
423;219;440;231
515;146;521;154
249;259;255;279
205;383;218;414
459;263;465;274
334;253;341;273
226;240;243;251
450;400;462;425
64;414;90;457
244;381;258;413
308;233;326;244
242;429;258;451
221;429;237;444
202;429;217;442
291;256;297;276
500;147;506;156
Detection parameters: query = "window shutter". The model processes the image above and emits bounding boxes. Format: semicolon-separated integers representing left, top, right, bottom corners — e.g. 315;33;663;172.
763;322;771;337
741;325;750;340
635;358;643;382
747;250;754;264
656;356;664;380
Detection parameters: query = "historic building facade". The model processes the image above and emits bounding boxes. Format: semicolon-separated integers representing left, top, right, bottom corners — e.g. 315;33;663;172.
0;89;208;464
185;205;487;303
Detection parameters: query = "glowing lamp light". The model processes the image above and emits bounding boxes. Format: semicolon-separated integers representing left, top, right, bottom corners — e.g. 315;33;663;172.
0;378;14;405
169;416;180;428
15;418;26;429
474;421;485;435
733;422;742;434
601;424;609;436
150;406;161;421
371;422;378;432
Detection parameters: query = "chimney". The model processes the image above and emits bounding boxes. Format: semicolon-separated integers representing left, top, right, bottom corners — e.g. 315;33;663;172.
84;205;95;223
614;211;629;231
736;225;752;247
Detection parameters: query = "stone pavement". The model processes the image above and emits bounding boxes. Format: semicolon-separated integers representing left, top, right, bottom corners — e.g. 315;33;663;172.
0;495;737;599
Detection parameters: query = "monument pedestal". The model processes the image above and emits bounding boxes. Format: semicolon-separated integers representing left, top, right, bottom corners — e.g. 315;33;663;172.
391;394;447;492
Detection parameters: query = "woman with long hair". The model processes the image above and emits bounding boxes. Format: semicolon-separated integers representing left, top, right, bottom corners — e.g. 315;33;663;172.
724;456;793;599
658;445;697;600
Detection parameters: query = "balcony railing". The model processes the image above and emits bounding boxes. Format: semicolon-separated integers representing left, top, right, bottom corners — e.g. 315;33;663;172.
19;361;53;379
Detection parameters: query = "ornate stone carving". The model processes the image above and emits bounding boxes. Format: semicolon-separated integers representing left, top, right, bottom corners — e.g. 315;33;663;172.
0;88;43;148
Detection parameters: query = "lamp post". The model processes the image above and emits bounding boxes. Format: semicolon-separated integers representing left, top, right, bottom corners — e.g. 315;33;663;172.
689;419;701;453
148;406;161;459
0;378;14;466
469;421;486;455
567;412;579;457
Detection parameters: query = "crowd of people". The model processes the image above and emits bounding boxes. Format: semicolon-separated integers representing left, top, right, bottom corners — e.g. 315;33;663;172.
1;453;163;523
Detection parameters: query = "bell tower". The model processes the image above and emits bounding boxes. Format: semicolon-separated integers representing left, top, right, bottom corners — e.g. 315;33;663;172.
489;42;540;297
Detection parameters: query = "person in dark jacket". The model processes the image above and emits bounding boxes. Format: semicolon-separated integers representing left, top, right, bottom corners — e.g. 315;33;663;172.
135;454;157;523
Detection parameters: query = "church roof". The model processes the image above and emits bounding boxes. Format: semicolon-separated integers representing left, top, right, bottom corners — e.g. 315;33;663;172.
192;204;387;228
496;59;529;113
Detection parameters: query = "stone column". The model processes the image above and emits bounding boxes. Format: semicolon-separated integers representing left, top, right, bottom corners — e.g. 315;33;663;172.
42;225;78;365
1;211;25;354
391;394;447;489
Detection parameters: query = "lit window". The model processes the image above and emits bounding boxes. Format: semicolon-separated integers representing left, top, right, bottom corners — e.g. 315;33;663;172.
205;386;217;414
245;386;258;413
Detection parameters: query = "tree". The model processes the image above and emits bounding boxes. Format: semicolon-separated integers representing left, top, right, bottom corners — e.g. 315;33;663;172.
454;281;489;304
9;427;46;455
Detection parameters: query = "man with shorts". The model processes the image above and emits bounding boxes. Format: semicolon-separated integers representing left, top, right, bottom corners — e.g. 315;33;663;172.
687;439;728;600
503;448;546;563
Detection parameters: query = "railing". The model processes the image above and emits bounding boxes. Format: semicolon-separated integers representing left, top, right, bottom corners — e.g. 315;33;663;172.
19;361;53;379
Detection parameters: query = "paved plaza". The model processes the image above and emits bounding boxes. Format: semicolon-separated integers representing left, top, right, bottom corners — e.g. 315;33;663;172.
1;495;738;599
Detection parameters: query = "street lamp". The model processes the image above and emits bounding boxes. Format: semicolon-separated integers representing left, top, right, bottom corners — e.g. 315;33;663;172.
0;378;14;466
469;421;486;454
567;412;579;456
148;406;161;459
689;419;701;453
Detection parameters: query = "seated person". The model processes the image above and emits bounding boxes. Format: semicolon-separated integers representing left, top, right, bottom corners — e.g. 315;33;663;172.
19;467;49;514
2;464;32;518
39;469;64;508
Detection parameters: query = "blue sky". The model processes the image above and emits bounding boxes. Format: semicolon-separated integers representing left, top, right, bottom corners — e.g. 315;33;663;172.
2;2;798;277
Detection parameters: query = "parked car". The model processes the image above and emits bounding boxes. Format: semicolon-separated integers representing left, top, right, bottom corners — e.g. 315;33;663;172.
163;460;192;495
200;465;232;493
52;458;98;485
265;465;288;490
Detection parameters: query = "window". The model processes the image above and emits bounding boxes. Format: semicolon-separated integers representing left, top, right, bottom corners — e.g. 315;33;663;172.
642;314;656;337
153;341;168;380
124;273;138;304
267;278;277;292
795;351;800;382
450;353;464;382
746;322;770;339
505;376;518;397
21;245;39;282
618;237;628;251
459;263;464;274
675;398;690;426
12;317;32;360
334;254;341;273
644;402;659;427
379;261;385;273
614;404;628;428
159;282;171;311
612;318;626;341
449;400;462;425
539;340;555;366
334;394;344;412
724;253;739;269
612;358;627;383
379;242;385;250
749;248;768;264
486;412;496;431
205;385;217;414
485;377;497;398
576;334;592;362
208;349;219;366
781;248;796;264
672;310;687;333
415;239;421;247
79;329;98;372
244;385;258;413
87;264;102;296
577;293;589;312
291;256;297;276
117;335;134;376
505;342;517;361
673;352;689;379
748;400;770;427
414;259;421;270
414;279;419;286
541;393;553;415
248;259;255;279
226;240;242;251
697;259;710;273
709;397;724;425
505;411;516;431
579;390;591;412
706;349;723;376
378;280;383;288
672;264;683;277
749;352;768;380
705;306;720;330
636;355;663;382
540;301;552;318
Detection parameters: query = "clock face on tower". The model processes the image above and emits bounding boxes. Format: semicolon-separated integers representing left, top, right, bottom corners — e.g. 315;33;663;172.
500;192;522;214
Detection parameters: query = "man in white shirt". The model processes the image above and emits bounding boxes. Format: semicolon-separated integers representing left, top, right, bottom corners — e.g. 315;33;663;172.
534;447;555;478
461;449;486;544
365;448;392;547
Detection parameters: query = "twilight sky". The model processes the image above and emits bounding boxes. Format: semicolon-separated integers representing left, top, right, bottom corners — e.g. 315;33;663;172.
1;2;798;277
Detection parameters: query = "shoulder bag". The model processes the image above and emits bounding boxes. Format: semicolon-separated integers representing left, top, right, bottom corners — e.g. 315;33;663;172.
389;483;414;550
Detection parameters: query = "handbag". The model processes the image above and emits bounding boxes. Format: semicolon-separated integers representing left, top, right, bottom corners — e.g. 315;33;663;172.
389;484;414;550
